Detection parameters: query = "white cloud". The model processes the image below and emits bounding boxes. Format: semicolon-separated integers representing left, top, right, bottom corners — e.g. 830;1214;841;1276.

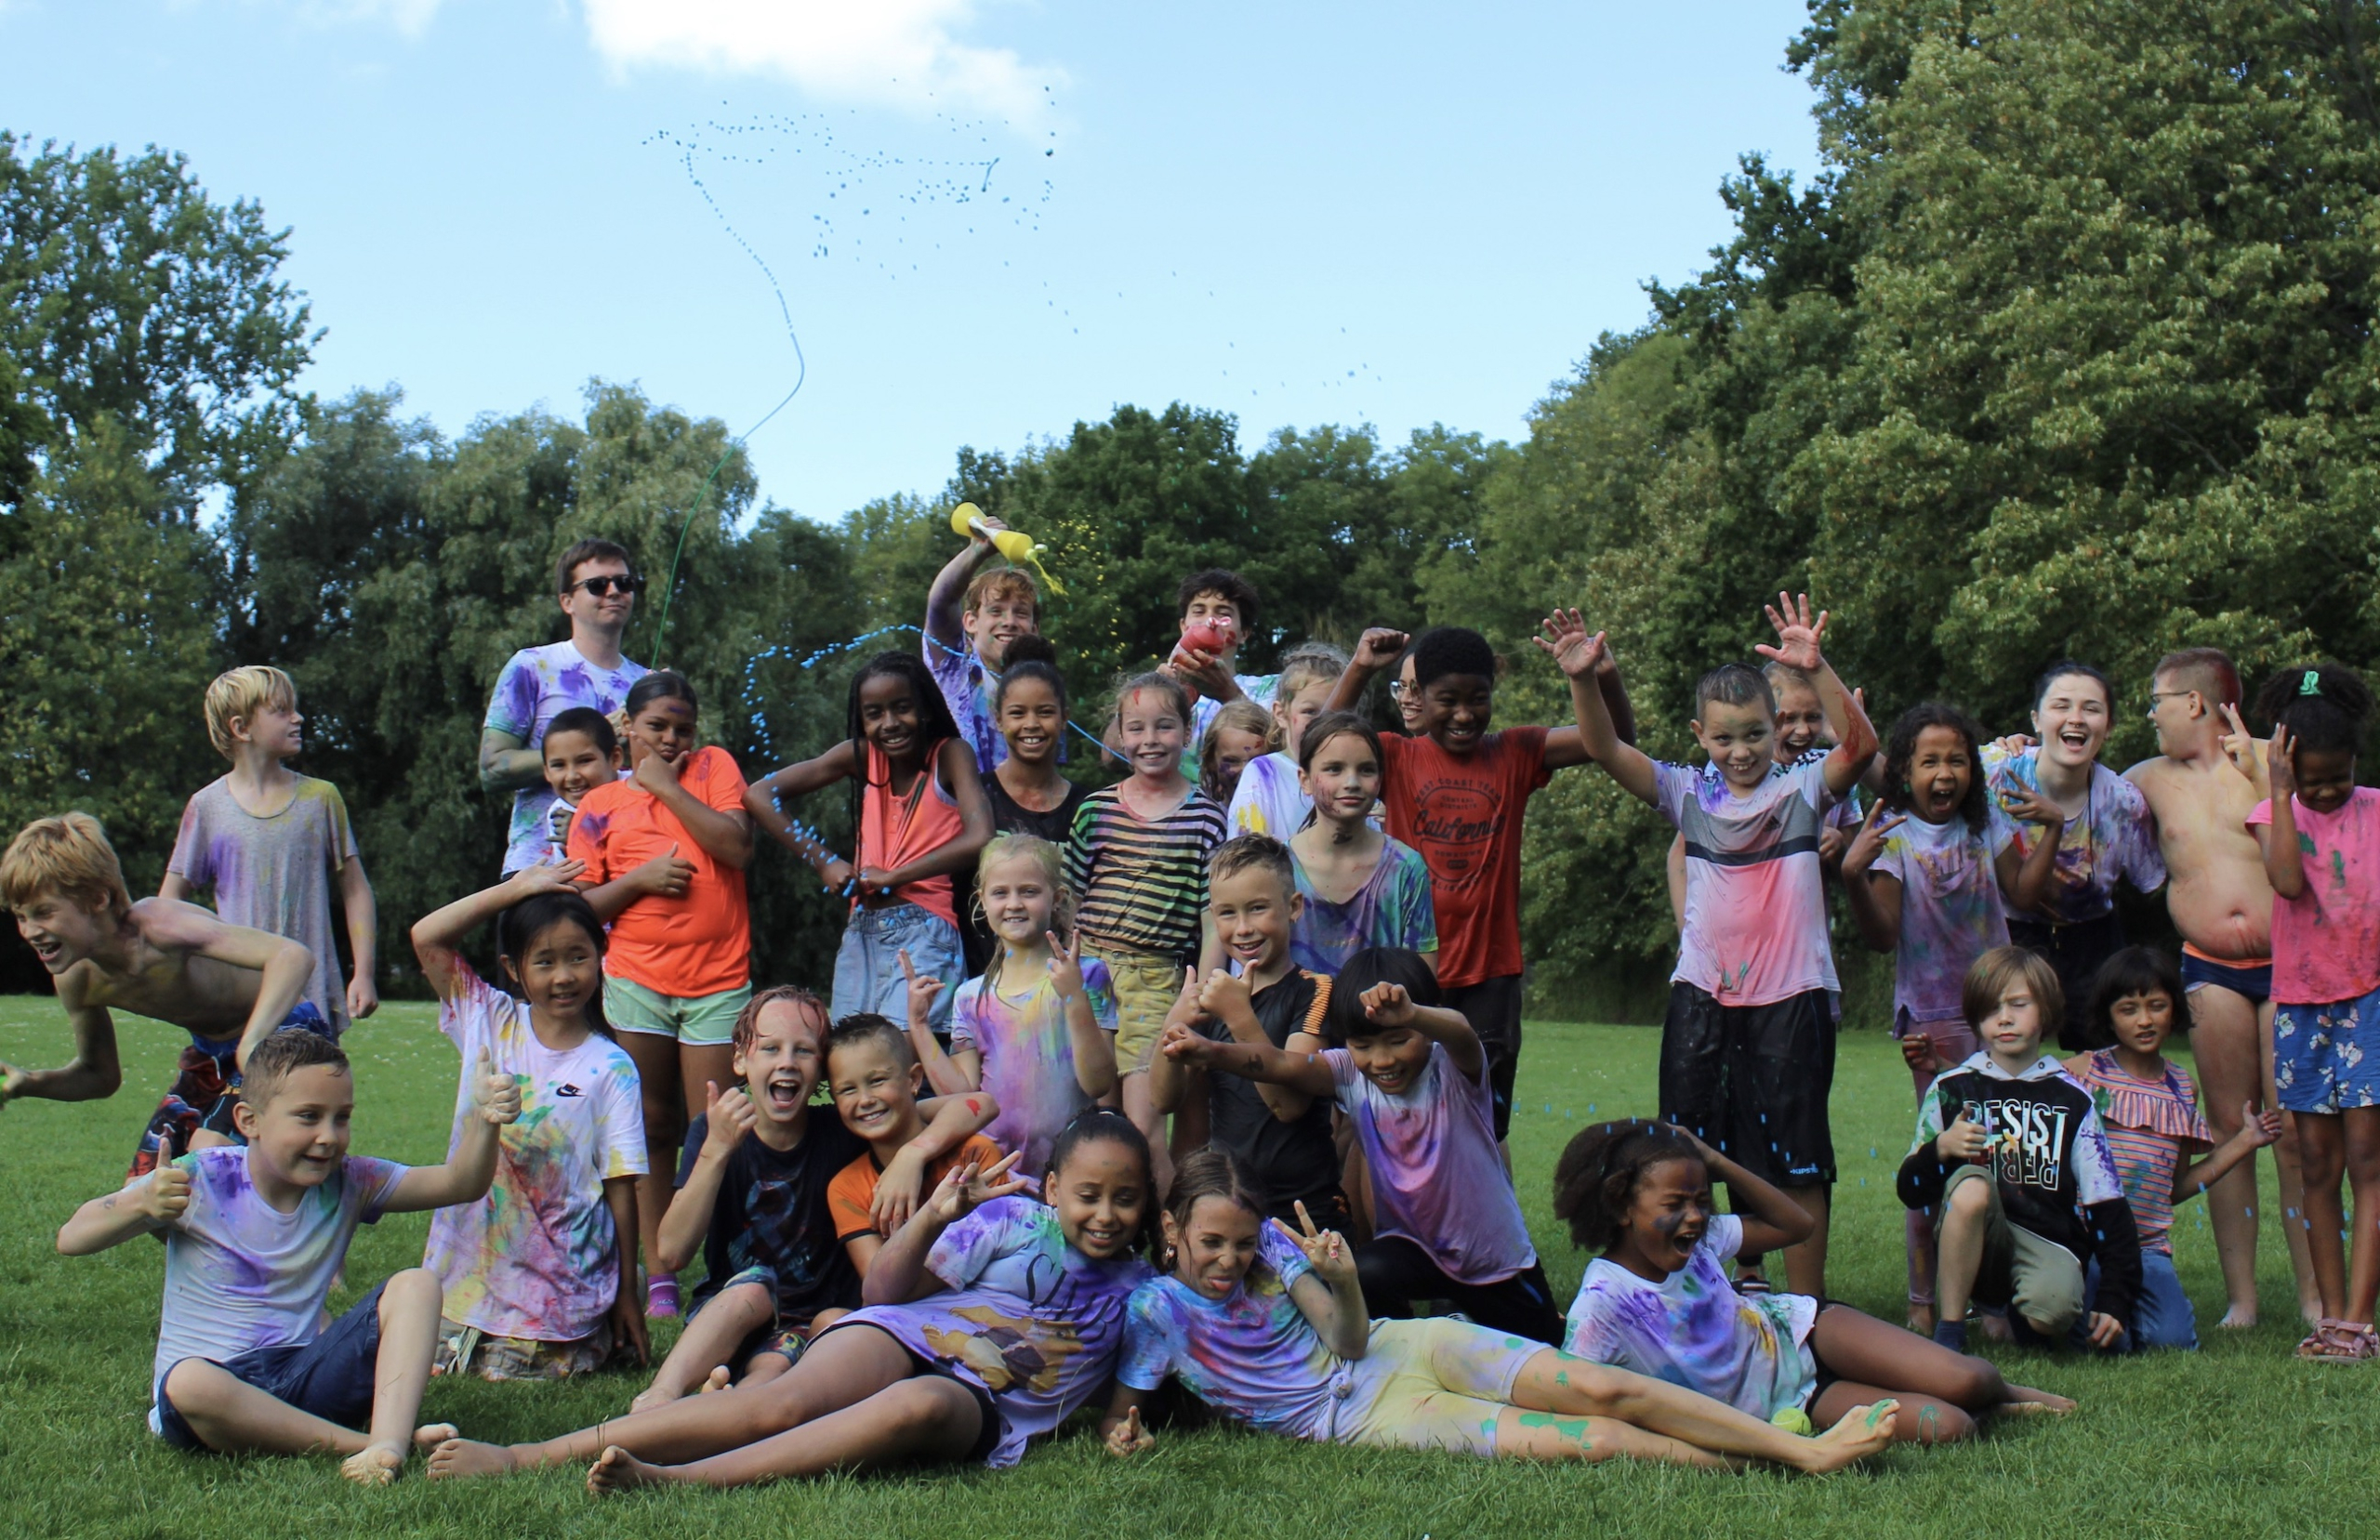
580;0;1061;125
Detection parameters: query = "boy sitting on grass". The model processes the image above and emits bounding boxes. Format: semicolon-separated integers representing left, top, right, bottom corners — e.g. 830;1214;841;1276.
0;812;320;1178
56;1027;522;1483
823;1013;1004;1273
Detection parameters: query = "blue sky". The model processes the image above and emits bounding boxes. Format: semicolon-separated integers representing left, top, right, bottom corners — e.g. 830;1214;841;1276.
0;1;1821;520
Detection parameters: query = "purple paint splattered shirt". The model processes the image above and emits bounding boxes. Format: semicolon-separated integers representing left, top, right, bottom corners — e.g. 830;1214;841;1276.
484;640;647;873
1289;836;1437;977
1325;1041;1535;1283
1871;805;2018;1027
948;959;1118;1180
166;775;360;1033
1983;746;2165;924
1118;1220;1342;1437
1563;1215;1818;1419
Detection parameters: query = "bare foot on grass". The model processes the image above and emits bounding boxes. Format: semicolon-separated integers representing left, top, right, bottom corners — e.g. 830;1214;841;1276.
1798;1401;1898;1472
698;1365;732;1393
628;1381;681;1414
414;1423;458;1447
427;1437;521;1480
1996;1385;2076;1415
588;1444;683;1496
340;1442;406;1486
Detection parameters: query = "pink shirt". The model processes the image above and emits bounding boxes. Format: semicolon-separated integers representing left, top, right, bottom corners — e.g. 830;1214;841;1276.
2247;786;2380;1004
1658;759;1838;1006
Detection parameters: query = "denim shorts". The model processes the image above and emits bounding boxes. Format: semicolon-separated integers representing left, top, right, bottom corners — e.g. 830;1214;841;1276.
833;902;963;1034
153;1280;387;1447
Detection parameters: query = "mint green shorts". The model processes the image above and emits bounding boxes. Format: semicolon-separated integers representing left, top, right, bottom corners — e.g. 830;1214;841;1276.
605;976;751;1047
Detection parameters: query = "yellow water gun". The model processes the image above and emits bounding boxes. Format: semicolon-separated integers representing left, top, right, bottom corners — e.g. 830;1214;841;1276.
950;502;1064;595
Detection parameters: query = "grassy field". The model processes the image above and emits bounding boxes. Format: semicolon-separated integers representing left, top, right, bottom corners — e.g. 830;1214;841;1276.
2;999;2374;1539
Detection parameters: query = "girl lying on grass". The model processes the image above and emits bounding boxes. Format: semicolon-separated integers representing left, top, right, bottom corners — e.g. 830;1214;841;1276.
1100;1144;1901;1470
427;1110;1156;1491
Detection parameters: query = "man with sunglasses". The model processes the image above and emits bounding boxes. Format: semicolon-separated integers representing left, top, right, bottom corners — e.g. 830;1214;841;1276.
480;539;651;874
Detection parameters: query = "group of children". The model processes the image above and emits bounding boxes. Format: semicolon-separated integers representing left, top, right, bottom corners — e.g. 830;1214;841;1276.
7;521;2379;1494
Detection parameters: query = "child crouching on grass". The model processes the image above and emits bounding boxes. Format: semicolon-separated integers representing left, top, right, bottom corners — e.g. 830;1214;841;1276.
1555;1119;2074;1443
57;1027;522;1483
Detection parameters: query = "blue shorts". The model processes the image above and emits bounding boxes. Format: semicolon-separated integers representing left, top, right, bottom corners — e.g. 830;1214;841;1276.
153;1279;387;1449
832;902;962;1036
689;1265;815;1375
2180;949;2271;1006
132;1002;336;1179
2274;987;2380;1113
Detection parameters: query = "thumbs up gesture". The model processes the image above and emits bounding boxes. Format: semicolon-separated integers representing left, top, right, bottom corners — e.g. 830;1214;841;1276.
703;1078;757;1159
1104;1403;1155;1457
471;1047;522;1125
143;1130;194;1223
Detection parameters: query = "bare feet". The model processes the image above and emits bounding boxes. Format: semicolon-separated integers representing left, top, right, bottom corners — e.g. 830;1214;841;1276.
698;1365;733;1393
1906;1303;1936;1336
588;1444;682;1496
2215;1304;2257;1329
414;1423;458;1447
427;1437;522;1481
339;1442;406;1486
1977;1311;2014;1344
628;1381;682;1415
1798;1401;1898;1472
1996;1385;2076;1415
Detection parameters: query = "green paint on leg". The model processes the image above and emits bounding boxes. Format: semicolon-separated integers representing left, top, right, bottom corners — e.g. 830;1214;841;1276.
1554;1370;1569;1387
1517;1413;1592;1441
1504;1336;1527;1349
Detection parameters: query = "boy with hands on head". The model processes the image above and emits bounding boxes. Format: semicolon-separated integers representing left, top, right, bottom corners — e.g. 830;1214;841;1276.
57;1027;522;1484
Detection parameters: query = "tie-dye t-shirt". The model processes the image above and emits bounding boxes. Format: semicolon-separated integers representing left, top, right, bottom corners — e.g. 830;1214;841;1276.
1658;758;1838;1005
421;962;647;1342
1118;1219;1345;1438
151;1146;408;1424
837;1196;1154;1468
924;635;1007;771
1227;753;1311;840
484;640;649;874
2246;787;2380;1004
166;775;362;1033
1982;747;2165;925
1289;837;1437;977
1871;806;2018;1026
1563;1215;1818;1420
2071;1048;2211;1256
1189;674;1281;748
1325;1041;1535;1283
948;960;1119;1180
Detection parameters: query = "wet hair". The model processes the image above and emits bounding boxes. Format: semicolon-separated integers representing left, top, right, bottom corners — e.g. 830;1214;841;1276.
1324;947;1443;1043
846;651;963;836
625;668;697;720
240;1026;351;1112
1694;663;1776;718
1411;627;1497;691
1210;832;1295;896
1296;709;1382;776
1199;698;1280;800
2082;946;2186;1053
2032;660;2112;714
732;983;829;1059
1274;641;1351;704
974;833;1076;994
542;705;617;758
826;1011;916;1072
992;634;1068;718
1552;1118;1703;1252
2154;648;2240;712
1880;703;1991;833
1962;944;2065;1033
555;536;633;596
2254;662;2373;757
1043;1108;1157;1257
0;811;132;916
1176;569;1262;636
1112;670;1192;731
1163;1144;1271;1255
203;665;298;759
494;890;613;1038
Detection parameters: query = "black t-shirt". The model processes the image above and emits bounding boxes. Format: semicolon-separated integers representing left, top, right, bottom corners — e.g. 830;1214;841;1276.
984;773;1091;843
1199;970;1339;1212
678;1112;866;1323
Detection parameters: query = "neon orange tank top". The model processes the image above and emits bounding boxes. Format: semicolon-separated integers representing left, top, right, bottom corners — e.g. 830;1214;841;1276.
857;740;963;928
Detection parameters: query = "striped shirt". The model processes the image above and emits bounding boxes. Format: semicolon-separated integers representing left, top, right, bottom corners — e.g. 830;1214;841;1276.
1064;785;1229;961
2070;1048;2211;1257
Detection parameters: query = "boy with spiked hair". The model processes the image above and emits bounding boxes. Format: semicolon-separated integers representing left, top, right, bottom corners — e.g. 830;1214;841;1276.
924;514;1043;770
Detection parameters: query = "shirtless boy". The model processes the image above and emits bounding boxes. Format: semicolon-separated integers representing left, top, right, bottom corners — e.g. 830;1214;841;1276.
2126;647;2315;1325
0;812;320;1178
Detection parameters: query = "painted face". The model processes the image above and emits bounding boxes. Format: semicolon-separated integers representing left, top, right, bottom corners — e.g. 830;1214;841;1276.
2292;744;2358;815
1417;672;1495;757
1210;864;1299;976
857;672;924;764
1181;592;1244;665
979;853;1059;948
1165;1193;1262;1300
1116;688;1188;783
238;699;305;759
1395;654;1423;734
1275;679;1336;759
1299;730;1382;829
827;1035;924;1147
234;1063;355;1190
1905;723;1974;823
1210;726;1268;790
2032;672;2110;771
1693;698;1774;791
736;999;827;1125
996;675;1064;766
628;694;697;767
542;728;617;803
13;890;110;973
1980;984;2047;1065
2107;990;2175;1058
1771;680;1828;763
1046;1138;1148;1260
1345;1023;1432;1096
965;590;1038;671
502;916;602;1023
560;557;637;629
1617;1157;1711;1278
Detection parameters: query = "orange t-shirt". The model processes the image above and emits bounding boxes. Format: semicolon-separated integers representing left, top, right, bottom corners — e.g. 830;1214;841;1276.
826;1133;1006;1242
567;744;752;998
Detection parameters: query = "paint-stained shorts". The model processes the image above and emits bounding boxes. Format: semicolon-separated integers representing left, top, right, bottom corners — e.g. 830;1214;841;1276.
1333;1317;1543;1457
433;1316;620;1381
1090;943;1186;1075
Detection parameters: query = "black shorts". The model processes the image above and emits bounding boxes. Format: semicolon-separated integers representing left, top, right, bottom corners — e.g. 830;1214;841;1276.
1659;982;1836;1188
1442;974;1523;1141
2007;913;2125;1051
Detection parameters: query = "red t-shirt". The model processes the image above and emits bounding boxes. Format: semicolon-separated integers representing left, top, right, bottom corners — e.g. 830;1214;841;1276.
568;745;752;997
1380;727;1552;988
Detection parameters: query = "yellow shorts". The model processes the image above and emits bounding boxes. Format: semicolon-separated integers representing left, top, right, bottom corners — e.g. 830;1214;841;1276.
1090;944;1185;1074
1335;1317;1544;1457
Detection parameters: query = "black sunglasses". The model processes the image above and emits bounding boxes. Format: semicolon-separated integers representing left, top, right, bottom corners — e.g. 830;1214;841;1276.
566;573;646;598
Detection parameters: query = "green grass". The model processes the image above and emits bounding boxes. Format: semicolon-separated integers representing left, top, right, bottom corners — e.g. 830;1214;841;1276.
2;1001;2374;1539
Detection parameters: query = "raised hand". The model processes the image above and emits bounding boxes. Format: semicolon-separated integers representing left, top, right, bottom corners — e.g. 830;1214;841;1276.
1046;930;1086;998
1841;801;1901;879
1104;1404;1154;1458
1530;608;1607;679
1352;626;1409;672
1754;591;1829;674
1162;966;1210;1030
1998;783;2067;831
2268;723;2299;800
1196;967;1251;1022
1289;1200;1358;1287
924;1151;1027;1225
1357;980;1415;1029
2217;704;2261;781
897;949;945;1030
141;1156;194;1224
472;1047;522;1125
510;858;588;895
1157;1020;1218;1065
703;1079;758;1159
